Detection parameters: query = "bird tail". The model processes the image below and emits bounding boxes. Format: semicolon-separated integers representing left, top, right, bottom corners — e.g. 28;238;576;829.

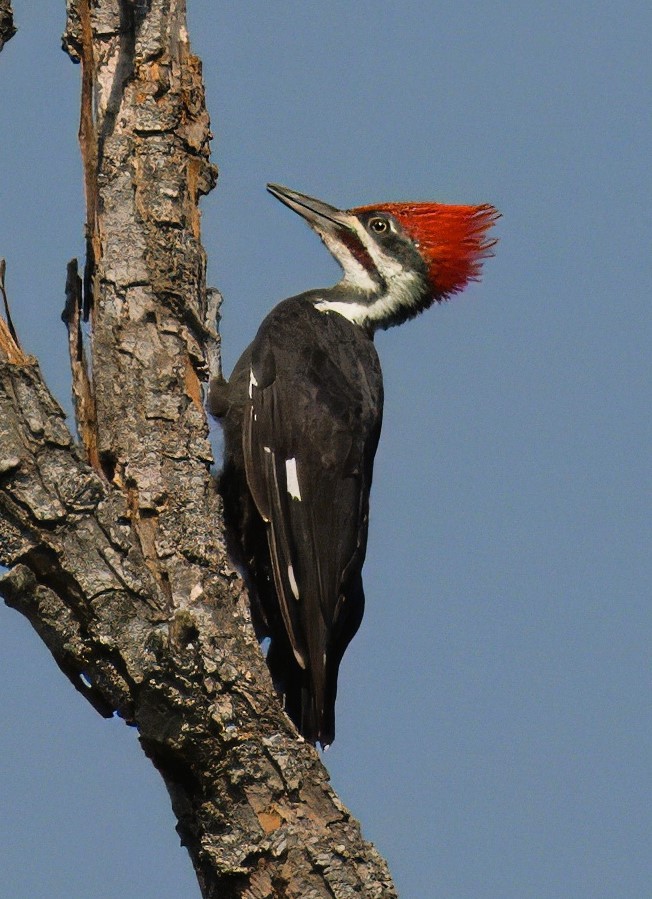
300;679;335;750
267;637;334;748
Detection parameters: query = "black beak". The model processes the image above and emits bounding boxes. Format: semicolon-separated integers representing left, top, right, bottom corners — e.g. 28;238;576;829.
267;184;356;234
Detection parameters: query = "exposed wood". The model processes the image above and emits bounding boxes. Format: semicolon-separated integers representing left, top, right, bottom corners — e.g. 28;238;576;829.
0;1;397;896
76;0;100;319
0;261;27;364
62;258;100;468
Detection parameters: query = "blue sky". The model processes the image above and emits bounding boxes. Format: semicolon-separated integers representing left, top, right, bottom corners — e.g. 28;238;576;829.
1;2;650;897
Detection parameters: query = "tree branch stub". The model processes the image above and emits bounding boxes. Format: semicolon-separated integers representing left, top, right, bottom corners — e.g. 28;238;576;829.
0;0;15;52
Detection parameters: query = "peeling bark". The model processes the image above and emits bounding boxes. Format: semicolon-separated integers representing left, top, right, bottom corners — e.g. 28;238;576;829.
0;1;397;896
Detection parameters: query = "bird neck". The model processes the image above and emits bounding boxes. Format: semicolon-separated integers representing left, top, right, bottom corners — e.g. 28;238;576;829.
312;269;430;332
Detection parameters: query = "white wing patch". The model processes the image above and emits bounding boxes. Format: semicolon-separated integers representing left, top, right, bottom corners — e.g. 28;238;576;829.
285;457;302;500
248;366;259;398
287;563;300;600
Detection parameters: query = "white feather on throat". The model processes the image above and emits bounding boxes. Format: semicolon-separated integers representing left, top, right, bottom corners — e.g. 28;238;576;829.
313;219;426;329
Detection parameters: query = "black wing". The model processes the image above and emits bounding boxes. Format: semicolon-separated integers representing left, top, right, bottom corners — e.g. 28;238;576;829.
241;298;383;745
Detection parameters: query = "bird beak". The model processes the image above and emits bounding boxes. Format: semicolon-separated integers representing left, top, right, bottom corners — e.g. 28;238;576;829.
267;184;356;235
267;183;382;292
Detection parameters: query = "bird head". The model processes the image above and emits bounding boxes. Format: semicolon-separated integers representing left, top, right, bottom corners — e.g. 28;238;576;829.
267;183;499;331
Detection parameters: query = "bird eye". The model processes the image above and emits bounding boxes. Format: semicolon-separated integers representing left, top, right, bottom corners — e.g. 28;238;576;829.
369;217;389;234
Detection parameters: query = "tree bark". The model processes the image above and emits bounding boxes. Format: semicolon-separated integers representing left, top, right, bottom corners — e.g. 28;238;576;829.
0;0;15;52
0;2;397;896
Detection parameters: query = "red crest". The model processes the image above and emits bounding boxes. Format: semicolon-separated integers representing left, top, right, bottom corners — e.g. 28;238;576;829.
353;201;499;300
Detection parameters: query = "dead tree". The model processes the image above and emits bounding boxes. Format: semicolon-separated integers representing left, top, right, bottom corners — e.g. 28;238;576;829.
0;2;397;896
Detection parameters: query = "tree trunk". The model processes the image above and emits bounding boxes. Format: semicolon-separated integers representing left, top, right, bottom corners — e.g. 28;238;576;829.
0;2;397;896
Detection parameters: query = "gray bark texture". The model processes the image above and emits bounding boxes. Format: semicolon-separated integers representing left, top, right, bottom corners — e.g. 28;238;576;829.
0;2;397;897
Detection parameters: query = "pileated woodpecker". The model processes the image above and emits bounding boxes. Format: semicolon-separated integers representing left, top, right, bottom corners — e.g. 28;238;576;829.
209;184;498;747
